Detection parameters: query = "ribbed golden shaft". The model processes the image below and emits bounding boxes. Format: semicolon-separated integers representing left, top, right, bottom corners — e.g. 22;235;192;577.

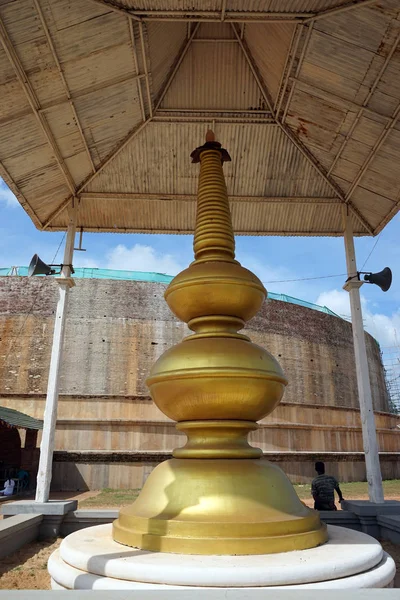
193;149;235;263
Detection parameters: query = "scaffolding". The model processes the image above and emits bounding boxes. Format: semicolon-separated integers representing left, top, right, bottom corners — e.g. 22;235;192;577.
0;266;340;317
382;342;400;414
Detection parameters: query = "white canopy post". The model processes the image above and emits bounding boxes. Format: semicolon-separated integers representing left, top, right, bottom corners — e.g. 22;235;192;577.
35;202;77;503
342;207;384;504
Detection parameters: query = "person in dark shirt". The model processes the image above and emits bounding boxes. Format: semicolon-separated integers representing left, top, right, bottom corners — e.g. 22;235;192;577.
311;461;344;511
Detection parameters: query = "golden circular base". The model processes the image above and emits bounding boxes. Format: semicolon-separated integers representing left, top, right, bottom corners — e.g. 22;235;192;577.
113;458;327;555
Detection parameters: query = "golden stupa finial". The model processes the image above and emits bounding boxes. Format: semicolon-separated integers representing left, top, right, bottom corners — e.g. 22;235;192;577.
205;129;215;142
112;135;327;556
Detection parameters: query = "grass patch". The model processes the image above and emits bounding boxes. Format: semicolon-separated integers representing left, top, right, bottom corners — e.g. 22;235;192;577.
79;480;400;508
294;479;400;501
80;488;141;508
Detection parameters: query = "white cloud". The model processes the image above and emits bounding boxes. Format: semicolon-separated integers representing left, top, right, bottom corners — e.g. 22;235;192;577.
106;243;183;275
78;240;400;350
238;251;331;303
316;289;352;319
0;181;19;207
316;288;400;348
73;256;100;269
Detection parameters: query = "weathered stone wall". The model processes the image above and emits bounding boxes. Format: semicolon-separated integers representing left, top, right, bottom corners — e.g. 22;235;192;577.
0;276;389;409
0;275;395;487
50;452;400;490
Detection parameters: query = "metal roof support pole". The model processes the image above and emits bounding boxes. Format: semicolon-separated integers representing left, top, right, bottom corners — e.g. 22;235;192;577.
342;208;384;504
35;203;77;503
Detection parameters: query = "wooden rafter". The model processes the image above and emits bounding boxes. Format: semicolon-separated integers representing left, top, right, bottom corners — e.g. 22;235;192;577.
80;192;341;205
42;225;365;237
154;117;276;125
160;108;271;113
155;23;201;111
230;24;274;113
303;0;378;24
191;38;238;43
281;23;314;124
89;0;141;20
128;18;146;122
0;16;76;196
42;197;73;230
274;24;301;115
153;116;276;124
375;194;400;235
0;160;43;229
86;0;376;23
220;0;227;21
77;118;152;194
33;0;95;173
105;11;309;22
138;22;153;118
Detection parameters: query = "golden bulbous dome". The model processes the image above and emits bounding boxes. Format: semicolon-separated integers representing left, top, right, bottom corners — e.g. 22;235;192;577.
147;336;287;422
165;260;266;328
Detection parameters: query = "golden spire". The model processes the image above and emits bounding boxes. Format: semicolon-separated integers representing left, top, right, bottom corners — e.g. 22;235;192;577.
192;131;235;263
112;133;327;555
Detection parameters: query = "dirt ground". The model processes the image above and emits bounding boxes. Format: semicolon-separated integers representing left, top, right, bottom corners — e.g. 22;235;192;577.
1;484;400;589
0;538;61;590
0;537;399;590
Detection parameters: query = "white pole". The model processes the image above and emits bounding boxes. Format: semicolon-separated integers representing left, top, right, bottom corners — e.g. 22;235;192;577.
35;203;77;502
342;207;384;503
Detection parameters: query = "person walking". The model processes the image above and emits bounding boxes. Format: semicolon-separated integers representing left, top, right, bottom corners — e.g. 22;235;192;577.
311;461;344;511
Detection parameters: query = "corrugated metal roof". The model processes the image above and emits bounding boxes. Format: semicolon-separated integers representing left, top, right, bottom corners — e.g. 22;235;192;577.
116;1;349;14
0;0;399;236
57;191;362;237
245;22;295;105
84;121;335;197
161;41;263;110
147;21;187;99
226;1;349;11
118;0;220;11
0;406;43;430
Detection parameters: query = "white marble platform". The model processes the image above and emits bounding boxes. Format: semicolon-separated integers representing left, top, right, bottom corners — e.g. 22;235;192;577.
48;524;396;590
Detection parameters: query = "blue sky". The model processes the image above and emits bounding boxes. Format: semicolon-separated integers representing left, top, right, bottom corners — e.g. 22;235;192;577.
1;177;399;350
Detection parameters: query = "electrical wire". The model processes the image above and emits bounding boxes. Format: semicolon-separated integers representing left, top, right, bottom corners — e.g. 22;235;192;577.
51;233;66;265
360;233;382;272
62;270;348;285
261;273;347;284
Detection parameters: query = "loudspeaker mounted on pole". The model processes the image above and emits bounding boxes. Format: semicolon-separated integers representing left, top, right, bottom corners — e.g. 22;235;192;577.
28;254;57;277
362;267;392;292
28;254;74;277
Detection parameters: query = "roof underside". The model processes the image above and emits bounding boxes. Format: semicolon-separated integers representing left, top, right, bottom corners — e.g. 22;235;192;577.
1;0;400;236
0;405;43;430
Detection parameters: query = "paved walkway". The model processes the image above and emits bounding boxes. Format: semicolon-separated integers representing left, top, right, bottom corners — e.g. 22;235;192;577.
0;490;99;517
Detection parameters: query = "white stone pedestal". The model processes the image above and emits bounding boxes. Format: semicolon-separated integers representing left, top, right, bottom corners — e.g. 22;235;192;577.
48;524;395;590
